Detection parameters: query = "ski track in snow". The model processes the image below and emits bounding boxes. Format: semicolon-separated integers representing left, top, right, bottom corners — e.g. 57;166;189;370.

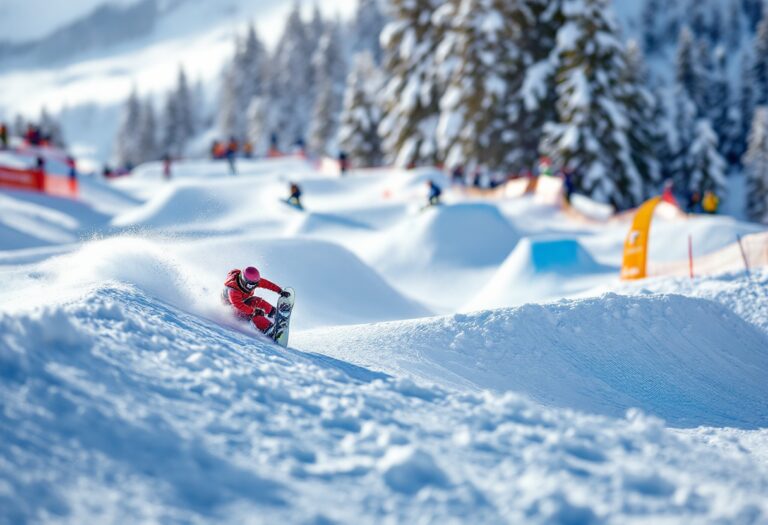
1;159;768;523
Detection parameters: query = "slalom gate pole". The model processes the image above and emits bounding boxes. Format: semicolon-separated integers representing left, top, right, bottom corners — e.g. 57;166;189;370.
688;235;694;280
736;234;751;278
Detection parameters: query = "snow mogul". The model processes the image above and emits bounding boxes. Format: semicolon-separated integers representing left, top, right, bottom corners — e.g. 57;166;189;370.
222;266;292;336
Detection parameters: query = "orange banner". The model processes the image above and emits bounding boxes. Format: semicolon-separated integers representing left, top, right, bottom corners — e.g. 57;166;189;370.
621;196;661;280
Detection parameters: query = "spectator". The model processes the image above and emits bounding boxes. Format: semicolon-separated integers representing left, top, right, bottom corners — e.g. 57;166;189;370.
163;153;172;180
243;140;254;159
0;122;8;149
66;156;77;193
563;168;576;205
338;151;349;176
451;165;465;186
226;136;238;175
702;190;719;215
686;190;702;214
34;156;45;191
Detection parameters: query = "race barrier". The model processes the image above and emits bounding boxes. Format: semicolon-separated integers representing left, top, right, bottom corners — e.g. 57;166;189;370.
0;148;78;198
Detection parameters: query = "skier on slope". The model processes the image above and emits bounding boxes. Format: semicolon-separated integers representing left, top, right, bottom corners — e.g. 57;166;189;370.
222;267;291;334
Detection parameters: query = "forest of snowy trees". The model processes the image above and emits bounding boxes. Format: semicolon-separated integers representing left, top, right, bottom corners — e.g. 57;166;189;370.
112;0;768;217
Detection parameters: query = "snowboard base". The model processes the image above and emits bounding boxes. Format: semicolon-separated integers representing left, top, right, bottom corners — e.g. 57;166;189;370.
271;287;295;347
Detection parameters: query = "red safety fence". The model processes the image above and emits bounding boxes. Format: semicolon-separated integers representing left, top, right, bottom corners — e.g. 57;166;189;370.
0;146;78;198
0;165;78;198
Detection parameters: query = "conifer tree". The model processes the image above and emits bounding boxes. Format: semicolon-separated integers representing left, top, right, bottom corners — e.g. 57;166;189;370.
115;88;142;167
137;97;158;163
308;21;348;155
670;87;698;189
743;0;764;32
338;52;384;168
676;27;709;116
688;118;727;195
162;66;195;156
352;0;387;64
219;25;268;140
38;107;65;148
744;106;768;223
542;0;654;209
753;10;768;106
739;51;756;161
379;0;449;167
269;2;315;149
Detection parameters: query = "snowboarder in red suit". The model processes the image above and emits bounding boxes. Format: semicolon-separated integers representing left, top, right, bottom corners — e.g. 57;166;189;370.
222;266;290;334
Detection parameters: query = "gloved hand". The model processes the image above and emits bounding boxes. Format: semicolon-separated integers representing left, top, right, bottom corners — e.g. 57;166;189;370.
251;307;266;318
279;290;291;298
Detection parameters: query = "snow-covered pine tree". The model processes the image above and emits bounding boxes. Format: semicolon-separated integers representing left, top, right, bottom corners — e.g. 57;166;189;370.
743;0;764;32
115;88;142;167
338;51;384;168
218;56;244;139
307;5;327;53
39;107;65;148
641;0;663;54
175;67;195;145
541;0;654;209
688;118;727;195
308;21;348;156
379;0;451;167
137;97;158;164
162;66;195;157
161;91;179;156
707;46;739;166
648;89;676;183
352;0;387;64
726;1;742;50
220;24;269;141
753;10;768;106
739;50;756;154
435;0;512;171
676;27;709;116
269;2;315;149
436;0;560;173
670;86;698;191
744;106;768;223
246;96;272;155
623;41;661;195
241;23;268;105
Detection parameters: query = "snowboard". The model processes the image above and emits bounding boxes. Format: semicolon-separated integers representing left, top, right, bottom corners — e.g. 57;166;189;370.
271;287;295;347
280;198;304;211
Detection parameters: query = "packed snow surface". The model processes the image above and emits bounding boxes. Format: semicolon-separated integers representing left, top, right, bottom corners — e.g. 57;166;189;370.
2;158;768;523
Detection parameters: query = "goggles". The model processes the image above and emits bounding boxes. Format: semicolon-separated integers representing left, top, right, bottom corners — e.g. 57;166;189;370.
242;277;260;291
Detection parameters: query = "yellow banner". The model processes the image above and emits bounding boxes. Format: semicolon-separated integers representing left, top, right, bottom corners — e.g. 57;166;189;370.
621;196;661;280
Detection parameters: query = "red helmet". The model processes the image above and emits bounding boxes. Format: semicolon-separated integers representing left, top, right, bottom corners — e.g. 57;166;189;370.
239;266;261;290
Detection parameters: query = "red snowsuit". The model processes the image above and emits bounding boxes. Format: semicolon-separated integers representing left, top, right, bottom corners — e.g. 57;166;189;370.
223;269;282;332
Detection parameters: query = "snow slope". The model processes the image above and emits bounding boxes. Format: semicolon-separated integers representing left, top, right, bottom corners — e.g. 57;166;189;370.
2;285;768;523
296;292;768;428
2;157;768;522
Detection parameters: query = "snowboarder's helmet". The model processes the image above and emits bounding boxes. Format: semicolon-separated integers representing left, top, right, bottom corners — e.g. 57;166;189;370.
241;266;261;290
